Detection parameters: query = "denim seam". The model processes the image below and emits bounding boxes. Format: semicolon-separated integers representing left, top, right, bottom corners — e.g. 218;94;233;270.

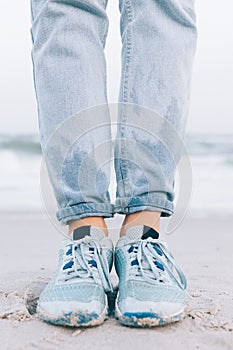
118;0;133;203
114;202;173;210
58;213;114;225
30;2;44;146
114;195;174;207
114;194;174;216
114;203;173;217
120;209;173;218
100;4;109;102
30;0;49;26
100;3;109;48
30;0;35;22
58;207;115;218
57;203;115;223
102;0;108;10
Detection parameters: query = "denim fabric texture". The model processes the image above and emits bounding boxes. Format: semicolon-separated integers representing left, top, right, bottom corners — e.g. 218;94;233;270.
30;0;197;224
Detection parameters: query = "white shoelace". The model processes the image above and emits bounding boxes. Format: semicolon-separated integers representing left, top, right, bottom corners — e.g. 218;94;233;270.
58;236;113;293
127;238;187;291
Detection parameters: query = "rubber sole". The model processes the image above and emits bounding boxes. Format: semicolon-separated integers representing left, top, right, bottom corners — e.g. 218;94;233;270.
37;304;108;328
115;302;186;328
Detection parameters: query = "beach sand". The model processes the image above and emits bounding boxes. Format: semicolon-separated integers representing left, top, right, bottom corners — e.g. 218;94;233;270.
0;212;232;350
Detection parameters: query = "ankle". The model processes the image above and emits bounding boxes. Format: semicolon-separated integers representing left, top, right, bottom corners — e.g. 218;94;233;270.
120;210;161;236
68;216;108;236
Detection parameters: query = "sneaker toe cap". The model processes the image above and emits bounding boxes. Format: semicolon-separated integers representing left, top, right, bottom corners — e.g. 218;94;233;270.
119;297;185;317
38;299;105;317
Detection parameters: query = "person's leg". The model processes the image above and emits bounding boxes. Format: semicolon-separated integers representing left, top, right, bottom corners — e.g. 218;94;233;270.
114;0;197;327
30;0;113;233
30;0;114;327
119;210;161;236
114;0;197;231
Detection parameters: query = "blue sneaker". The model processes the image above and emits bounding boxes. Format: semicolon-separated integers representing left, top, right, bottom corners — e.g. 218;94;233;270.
115;225;188;327
37;226;113;327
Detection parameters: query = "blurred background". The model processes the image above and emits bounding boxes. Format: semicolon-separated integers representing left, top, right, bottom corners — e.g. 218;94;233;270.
0;0;232;219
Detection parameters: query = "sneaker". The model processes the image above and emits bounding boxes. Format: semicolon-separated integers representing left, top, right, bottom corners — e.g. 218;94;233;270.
115;225;188;327
37;225;113;327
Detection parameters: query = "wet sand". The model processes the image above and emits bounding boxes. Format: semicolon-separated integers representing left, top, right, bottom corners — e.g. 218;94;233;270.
0;212;232;350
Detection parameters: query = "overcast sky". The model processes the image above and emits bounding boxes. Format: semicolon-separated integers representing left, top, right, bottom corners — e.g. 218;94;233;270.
0;0;232;135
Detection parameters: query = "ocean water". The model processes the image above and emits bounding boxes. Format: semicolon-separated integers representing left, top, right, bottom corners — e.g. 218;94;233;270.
0;133;233;218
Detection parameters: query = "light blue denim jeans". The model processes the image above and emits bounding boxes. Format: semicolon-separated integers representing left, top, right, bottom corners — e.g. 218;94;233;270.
30;0;197;225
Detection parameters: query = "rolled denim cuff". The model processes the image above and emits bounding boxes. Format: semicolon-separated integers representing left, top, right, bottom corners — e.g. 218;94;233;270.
114;194;174;217
56;202;115;225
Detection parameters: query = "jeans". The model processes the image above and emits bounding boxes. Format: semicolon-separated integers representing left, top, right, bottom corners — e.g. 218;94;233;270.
30;0;197;225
